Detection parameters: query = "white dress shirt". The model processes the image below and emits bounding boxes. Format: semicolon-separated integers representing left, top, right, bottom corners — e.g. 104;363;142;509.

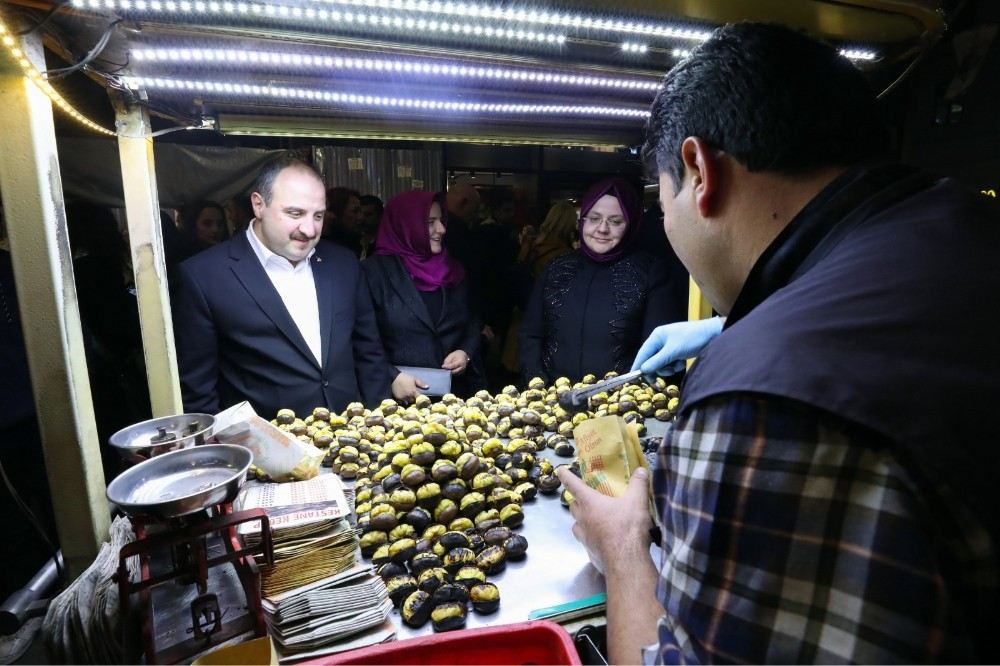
246;225;323;366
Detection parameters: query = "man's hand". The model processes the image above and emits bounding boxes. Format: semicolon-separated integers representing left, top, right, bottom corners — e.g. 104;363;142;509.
631;316;724;377
557;466;653;574
558;467;664;664
391;372;428;403
442;350;470;375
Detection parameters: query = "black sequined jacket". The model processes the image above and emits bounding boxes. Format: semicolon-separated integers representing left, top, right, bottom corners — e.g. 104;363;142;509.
518;249;674;384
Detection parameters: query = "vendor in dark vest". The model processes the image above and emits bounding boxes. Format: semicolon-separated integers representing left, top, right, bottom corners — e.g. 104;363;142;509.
558;22;1000;665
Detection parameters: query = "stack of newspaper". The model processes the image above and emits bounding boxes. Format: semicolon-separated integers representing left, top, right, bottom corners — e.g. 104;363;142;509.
236;475;395;662
263;564;394;662
41;516;137;664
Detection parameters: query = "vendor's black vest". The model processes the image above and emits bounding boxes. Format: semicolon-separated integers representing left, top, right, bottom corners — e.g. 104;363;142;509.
682;164;1000;555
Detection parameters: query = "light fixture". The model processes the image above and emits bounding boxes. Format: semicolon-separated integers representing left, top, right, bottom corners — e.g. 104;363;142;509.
621;42;648;53
839;48;877;61
293;0;714;42
0;20;115;135
131;47;662;92
122;75;652;118
74;0;567;45
671;48;691;58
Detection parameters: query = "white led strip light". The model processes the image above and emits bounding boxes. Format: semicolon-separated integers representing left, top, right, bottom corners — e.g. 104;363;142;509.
621;43;648;53
308;0;714;41
74;0;566;44
122;75;652;117
131;48;661;91
839;48;877;61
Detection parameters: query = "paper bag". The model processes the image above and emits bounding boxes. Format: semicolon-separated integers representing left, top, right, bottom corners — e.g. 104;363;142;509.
192;636;278;665
573;416;656;522
213;402;323;482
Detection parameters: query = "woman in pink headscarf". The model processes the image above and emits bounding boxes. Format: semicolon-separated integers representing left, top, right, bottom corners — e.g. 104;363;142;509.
363;190;484;397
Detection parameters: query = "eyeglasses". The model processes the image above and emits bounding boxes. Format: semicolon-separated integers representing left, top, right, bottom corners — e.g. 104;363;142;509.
581;215;626;229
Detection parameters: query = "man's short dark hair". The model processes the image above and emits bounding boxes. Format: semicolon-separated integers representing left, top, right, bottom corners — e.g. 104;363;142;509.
252;154;323;205
326;187;362;220
643;22;890;191
359;194;384;213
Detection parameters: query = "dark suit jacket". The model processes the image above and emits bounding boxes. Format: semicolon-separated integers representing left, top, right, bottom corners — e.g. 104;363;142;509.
362;254;484;395
173;232;392;418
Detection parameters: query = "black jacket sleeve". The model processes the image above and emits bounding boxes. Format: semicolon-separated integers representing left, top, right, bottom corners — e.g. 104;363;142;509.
173;262;221;414
518;267;549;384
352;269;395;406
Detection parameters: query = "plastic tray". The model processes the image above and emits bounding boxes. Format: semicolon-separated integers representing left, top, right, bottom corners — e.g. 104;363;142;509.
307;621;581;665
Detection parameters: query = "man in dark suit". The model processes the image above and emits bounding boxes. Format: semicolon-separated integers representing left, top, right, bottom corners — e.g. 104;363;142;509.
173;156;420;418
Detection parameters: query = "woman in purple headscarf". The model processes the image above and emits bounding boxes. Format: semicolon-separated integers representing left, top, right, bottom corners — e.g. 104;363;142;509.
518;178;674;384
362;190;484;397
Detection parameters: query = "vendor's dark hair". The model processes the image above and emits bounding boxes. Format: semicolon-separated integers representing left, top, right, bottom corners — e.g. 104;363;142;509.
252;154;323;205
643;22;889;191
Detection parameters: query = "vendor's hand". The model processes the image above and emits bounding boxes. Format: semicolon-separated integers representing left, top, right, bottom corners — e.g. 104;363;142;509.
557;466;652;576
391;372;428;403
631;316;724;377
442;350;470;375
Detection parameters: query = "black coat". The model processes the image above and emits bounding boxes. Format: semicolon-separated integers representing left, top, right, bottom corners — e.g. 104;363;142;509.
519;250;674;384
173;233;393;418
363;254;484;395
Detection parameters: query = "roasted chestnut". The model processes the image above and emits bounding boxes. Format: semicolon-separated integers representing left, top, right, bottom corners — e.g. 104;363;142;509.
404;507;433;532
460;492;486;518
388;538;417;564
448;517;474;532
443;547;476;573
431;583;469;606
553;440;575;457
401;590;433;628
386;574;418;607
441;479;468;502
388;524;417;542
377;562;407;580
537;474;561;495
389;488;417;511
514;482;537;502
499;503;524;528
503;534;528;560
409;551;443;575
438;531;470;551
369;504;398;532
359;531;388;558
433;498;459;525
422;524;447;541
469;582;500;614
371;544;391;567
430;459;458;483
454;565;487;588
416;482;442;509
475;545;506;575
431;602;468;632
416;566;449;593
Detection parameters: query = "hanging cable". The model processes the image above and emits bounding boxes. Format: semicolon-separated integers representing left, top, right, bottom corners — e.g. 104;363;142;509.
14;1;69;36
44;18;121;80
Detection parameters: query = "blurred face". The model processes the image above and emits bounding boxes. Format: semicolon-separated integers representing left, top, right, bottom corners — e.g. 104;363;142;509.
343;196;363;232
251;167;326;265
195;206;225;246
580;195;627;255
360;203;381;234
428;202;445;254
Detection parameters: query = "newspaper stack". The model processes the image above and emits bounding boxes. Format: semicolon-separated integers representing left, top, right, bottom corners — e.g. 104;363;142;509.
263;564;395;663
41;516;138;664
236;475;360;598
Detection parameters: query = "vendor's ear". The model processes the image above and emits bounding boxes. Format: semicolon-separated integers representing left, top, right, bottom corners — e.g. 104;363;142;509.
679;137;723;218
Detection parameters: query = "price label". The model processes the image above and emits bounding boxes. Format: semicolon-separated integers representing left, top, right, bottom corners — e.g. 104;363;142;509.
347;157;363;170
396;165;413;178
412;178;424;189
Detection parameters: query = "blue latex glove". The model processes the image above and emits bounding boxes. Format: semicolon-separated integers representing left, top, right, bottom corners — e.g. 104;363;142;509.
630;317;724;376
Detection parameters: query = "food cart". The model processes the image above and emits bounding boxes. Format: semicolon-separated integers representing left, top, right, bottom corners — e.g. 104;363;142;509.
0;0;957;662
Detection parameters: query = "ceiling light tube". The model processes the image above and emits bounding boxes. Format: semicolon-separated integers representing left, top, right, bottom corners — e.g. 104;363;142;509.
121;75;651;118
131;47;661;91
73;0;566;45
303;0;714;42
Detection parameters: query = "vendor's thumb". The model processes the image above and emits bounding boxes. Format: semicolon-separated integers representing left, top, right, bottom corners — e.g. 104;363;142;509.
627;467;650;497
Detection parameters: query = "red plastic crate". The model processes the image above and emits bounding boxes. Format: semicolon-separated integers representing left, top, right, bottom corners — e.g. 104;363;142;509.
308;621;581;665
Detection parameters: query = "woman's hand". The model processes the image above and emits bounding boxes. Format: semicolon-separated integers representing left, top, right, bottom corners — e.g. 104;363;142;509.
442;350;470;375
391;372;428;402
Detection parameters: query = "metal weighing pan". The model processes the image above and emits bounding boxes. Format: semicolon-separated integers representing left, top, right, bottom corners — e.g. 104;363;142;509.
106;444;253;520
108;413;216;464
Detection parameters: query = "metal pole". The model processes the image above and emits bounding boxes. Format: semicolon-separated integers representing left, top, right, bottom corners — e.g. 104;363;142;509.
687;277;713;321
113;99;183;416
0;31;108;575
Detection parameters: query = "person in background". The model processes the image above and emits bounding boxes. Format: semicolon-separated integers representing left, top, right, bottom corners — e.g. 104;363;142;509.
363;190;484;396
181;201;228;252
224;193;254;236
519;200;578;278
173;156;419;417
518;178;673;384
359;194;384;237
562;22;1000;664
323;186;366;257
443;180;481;269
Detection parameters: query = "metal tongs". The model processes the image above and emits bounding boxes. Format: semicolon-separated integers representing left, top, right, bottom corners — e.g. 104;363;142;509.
557;370;643;413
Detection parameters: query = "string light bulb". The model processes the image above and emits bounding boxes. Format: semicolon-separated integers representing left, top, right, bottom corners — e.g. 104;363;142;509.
0;18;115;135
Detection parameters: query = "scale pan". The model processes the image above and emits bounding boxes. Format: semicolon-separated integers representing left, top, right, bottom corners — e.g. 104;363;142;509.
107;444;253;519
